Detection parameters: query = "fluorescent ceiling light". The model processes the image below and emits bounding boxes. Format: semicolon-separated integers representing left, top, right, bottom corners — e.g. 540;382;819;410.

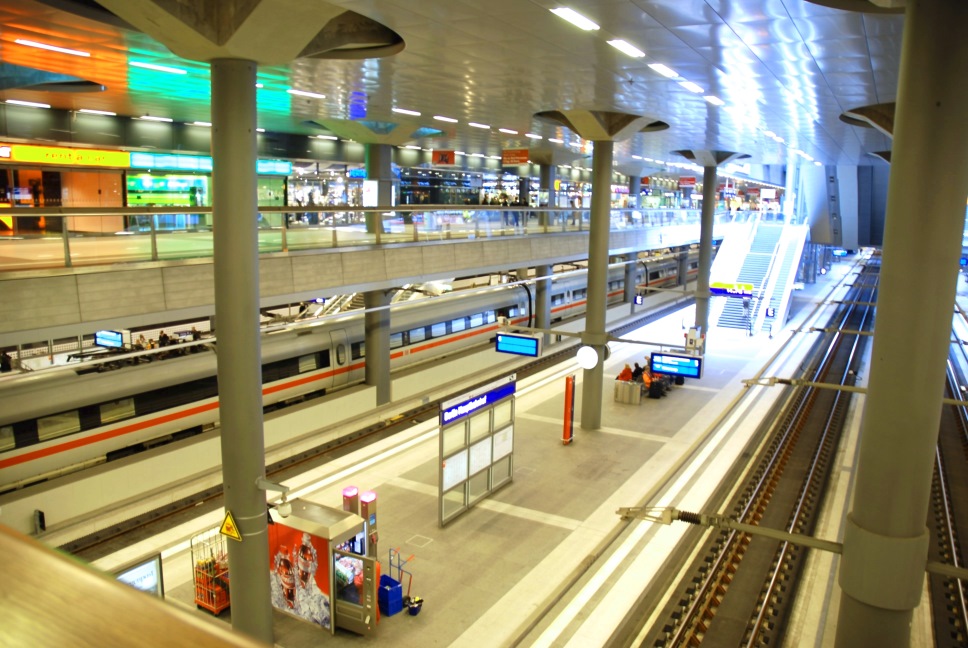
192;121;212;127
679;80;704;94
814;160;822;166
288;88;326;99
548;138;564;144
433;115;458;123
648;63;678;79
15;38;90;57
404;145;421;150
489;155;501;160
130;61;187;75
316;135;338;140
6;99;50;109
256;128;266;133
392;107;421;116
455;151;465;156
703;95;725;106
469;122;490;129
78;108;116;116
607;39;645;58
525;133;542;139
498;128;518;135
255;83;264;89
550;7;599;31
138;115;173;122
471;153;485;158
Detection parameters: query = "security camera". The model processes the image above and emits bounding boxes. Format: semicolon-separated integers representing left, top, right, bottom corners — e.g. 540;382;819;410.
277;500;292;518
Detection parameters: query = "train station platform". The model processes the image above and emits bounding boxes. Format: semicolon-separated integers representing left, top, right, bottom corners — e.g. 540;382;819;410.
78;259;871;647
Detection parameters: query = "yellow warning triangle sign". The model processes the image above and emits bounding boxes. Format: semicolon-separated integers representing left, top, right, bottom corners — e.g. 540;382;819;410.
220;510;243;542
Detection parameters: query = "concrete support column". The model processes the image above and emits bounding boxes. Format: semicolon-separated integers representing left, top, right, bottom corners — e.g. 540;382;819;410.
540;163;557;225
365;143;392;234
628;176;641;209
364;289;391;405
580;140;613;430
624;254;637;310
835;2;968;646
535;264;552;347
210;58;273;644
694;164;718;339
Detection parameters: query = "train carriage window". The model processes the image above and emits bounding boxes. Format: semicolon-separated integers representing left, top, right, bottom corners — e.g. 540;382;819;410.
38;411;81;442
351;341;365;360
409;327;427;343
551;294;564;306
485;311;496;324
0;425;13;452
451;318;466;333
318;349;330;368
101;398;135;425
648;270;661;281
298;354;316;373
470;313;484;328
431;322;447;338
336;343;346;365
390;332;404;349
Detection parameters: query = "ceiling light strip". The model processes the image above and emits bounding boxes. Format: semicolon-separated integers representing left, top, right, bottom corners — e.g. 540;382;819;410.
129;61;188;75
15;38;90;57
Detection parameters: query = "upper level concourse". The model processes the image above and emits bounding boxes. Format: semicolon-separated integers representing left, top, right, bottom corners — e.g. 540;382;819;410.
0;205;734;348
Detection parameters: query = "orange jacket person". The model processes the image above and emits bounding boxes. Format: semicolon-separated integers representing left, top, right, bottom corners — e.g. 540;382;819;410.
616;364;633;381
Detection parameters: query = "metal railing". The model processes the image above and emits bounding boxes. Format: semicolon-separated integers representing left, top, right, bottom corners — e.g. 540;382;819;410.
0;205;738;272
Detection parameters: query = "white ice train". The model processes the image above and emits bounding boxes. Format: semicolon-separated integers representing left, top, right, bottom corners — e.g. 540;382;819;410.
0;253;700;491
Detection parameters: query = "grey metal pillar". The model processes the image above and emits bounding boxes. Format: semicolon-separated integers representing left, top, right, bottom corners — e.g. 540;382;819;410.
694;164;717;340
624;254;637;311
540;163;557;225
365;143;392;233
535;264;552;347
364;290;391;405
580;140;613;430
835;1;968;646
628;176;641;209
211;58;273;644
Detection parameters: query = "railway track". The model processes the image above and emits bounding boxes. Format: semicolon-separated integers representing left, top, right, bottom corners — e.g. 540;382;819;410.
639;266;879;647
64;298;692;562
928;352;968;647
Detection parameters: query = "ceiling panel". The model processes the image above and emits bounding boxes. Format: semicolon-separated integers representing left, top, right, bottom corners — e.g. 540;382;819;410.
0;0;907;171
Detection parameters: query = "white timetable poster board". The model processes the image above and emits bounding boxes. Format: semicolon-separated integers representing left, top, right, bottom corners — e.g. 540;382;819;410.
492;426;513;461
442;449;468;491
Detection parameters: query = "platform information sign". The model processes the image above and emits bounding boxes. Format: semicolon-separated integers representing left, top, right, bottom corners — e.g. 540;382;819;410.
650;352;703;379
495;333;541;357
709;281;754;298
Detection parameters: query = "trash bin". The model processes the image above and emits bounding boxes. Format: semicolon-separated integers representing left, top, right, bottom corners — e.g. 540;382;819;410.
379;574;403;616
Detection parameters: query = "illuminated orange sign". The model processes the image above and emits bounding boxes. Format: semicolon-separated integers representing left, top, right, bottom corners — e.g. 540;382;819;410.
0;143;130;168
502;149;530;166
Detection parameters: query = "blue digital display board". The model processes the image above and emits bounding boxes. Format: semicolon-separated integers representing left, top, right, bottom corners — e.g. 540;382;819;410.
650;352;703;379
495;333;541;357
95;330;124;348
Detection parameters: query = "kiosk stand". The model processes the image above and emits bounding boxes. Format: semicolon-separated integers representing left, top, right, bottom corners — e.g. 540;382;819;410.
267;500;377;636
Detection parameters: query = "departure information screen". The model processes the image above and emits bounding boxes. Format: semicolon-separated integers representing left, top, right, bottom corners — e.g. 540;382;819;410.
495;333;541;357
650;352;703;379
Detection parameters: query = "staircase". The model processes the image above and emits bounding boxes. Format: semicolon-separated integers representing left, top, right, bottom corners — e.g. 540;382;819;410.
756;226;808;333
716;223;784;330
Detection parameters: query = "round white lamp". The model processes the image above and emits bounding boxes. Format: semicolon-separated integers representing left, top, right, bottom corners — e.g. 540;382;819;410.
576;345;599;370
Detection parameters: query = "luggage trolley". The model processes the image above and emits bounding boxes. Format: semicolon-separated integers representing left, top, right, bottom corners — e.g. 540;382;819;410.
191;527;230;614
